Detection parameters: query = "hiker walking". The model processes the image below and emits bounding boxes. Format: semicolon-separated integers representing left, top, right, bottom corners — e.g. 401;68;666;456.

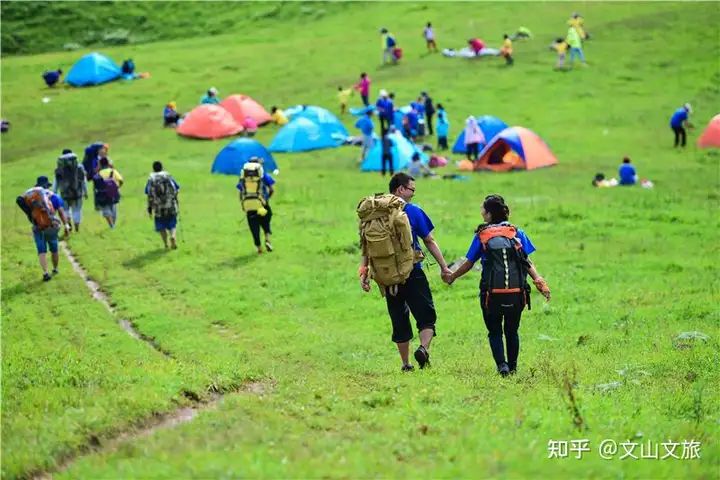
358;172;452;372
93;157;123;228
53;148;87;232
442;195;551;376
237;157;275;254
145;161;180;249
16;176;71;281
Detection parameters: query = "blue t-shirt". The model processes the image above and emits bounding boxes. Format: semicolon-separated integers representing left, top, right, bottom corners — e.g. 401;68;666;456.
618;163;636;185
670;108;688;128
375;98;394;120
355;116;374;136
48;192;64;210
404;203;434;268
411;102;425;117
236;172;276;201
465;224;536;267
406;111;419;129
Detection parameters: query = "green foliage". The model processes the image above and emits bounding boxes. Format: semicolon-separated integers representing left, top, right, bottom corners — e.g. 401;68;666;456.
2;1;719;478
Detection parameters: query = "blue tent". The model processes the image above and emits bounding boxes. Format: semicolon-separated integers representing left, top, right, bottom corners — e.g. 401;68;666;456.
360;131;428;172
291;105;349;140
393;106;412;131
65;52;122;87
268;117;340;153
452;115;508;154
212;138;277;175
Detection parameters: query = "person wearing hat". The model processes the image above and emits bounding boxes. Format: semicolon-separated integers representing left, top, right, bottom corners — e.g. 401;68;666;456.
16;176;71;281
200;87;220;105
236;157;276;254
375;89;394;134
669;103;693;148
53;148;87;232
163;101;181;127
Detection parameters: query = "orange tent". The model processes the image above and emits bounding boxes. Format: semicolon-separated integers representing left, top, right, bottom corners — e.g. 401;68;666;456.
698;114;720;148
220;95;272;126
475;126;558;171
176;105;243;140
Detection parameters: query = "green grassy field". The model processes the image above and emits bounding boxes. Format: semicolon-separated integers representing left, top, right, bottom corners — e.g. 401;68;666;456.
2;2;719;478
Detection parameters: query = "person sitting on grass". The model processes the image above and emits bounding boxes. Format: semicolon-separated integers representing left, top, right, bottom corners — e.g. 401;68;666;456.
407;152;434;178
618;156;638;186
201;87;220;105
270;106;289;125
163;101;181;127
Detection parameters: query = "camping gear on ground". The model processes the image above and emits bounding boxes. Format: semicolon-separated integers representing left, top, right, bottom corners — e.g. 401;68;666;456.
393;47;403;60
212;138;277;175
55;152;84;200
238;161;267;215
698;114;720;148
147;172;178;218
357;194;414;295
220;95;272;126
477;223;531;309
474;126;558;171
429;155;448;167
453;115;508;154
268;117;339;152
65;52;122;87
176;104;243;140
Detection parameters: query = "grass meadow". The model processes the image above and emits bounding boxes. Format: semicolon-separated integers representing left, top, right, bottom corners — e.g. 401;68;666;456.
1;2;719;478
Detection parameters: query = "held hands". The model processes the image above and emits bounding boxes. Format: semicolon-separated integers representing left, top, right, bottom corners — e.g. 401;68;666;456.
533;276;551;301
440;266;454;285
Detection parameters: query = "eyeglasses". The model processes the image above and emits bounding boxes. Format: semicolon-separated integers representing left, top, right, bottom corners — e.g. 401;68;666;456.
403;185;416;192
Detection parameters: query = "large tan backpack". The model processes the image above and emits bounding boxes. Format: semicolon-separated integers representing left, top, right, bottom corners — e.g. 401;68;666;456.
357;194;415;294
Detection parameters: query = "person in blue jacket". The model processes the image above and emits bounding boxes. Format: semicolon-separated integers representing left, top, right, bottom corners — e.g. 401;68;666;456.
42;69;63;87
618;156;637;186
669;103;693;148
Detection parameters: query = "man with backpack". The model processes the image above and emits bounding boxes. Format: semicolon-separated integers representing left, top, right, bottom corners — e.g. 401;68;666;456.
380;28;398;65
93;157;123;228
53;149;87;232
16;176;71;281
145;161;180;249
358;172;452;372
237;157;275;254
82;142;112;181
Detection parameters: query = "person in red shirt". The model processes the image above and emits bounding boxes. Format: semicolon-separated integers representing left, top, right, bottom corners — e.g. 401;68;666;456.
468;38;486;56
354;72;371;107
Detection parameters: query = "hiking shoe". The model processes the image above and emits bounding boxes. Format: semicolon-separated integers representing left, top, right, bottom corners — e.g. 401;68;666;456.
498;362;510;377
42;273;52;282
401;364;415;372
414;345;430;369
52;268;59;276
265;241;273;252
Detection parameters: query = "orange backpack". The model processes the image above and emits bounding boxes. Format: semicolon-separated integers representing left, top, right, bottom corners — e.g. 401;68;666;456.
23;188;59;231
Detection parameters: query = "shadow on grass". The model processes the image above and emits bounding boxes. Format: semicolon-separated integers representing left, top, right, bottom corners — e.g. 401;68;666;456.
216;252;259;268
122;248;168;269
2;278;47;303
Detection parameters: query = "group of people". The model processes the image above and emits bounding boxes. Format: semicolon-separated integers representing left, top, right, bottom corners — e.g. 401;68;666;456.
550;13;590;69
358;173;551;374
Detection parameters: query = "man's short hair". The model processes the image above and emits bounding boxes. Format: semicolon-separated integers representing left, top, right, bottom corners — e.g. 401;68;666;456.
389;172;414;193
153;161;163;172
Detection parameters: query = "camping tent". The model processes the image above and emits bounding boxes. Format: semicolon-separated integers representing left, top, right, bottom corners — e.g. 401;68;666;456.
65;52;122;87
291;105;349;139
474;126;558;171
452;115;508;154
176;105;243;140
220;95;272;126
698;114;720;148
212;138;277;175
360;131;428;171
268;117;339;152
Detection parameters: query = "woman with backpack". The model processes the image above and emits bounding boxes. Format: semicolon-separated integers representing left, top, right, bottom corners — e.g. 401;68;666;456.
94;157;123;228
442;195;551;376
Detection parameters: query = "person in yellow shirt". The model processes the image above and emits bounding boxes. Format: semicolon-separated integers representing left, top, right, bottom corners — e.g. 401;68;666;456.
337;86;353;115
568;12;589;40
551;37;569;69
94;157;124;228
500;34;514;66
270;106;288;125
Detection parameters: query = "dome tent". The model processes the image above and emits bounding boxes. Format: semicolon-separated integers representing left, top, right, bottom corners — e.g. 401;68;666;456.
176;105;243;140
698;114;720;148
212;138;277;175
474;126;558;171
268;117;339;152
287;105;349;140
220;95;272;126
65;52;122;87
452;115;508;154
360;131;428;171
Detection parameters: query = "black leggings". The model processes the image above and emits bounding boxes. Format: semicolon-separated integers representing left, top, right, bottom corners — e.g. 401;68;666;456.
381;153;394;176
672;126;686;147
480;293;524;369
466;142;479;161
246;205;272;246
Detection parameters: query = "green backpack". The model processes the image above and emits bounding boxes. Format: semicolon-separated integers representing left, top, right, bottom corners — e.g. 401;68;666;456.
55;152;83;200
147;172;178;217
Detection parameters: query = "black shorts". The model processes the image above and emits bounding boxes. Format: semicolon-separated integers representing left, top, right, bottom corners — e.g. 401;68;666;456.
385;268;437;343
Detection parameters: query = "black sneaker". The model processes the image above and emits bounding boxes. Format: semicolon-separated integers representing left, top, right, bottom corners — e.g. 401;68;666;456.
401;364;415;372
508;363;517;375
42;273;52;282
414;345;430;369
52;269;59;276
265;241;273;252
498;362;510;377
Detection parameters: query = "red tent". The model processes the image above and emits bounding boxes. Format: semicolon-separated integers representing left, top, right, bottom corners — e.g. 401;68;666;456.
176;105;243;140
220;95;272;126
698;114;720;148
